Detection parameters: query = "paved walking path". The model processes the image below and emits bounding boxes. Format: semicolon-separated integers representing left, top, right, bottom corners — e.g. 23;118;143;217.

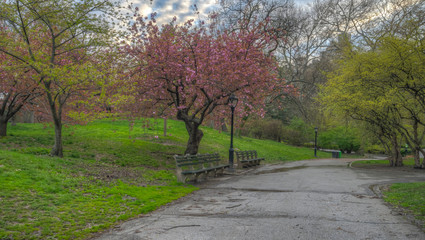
95;159;425;240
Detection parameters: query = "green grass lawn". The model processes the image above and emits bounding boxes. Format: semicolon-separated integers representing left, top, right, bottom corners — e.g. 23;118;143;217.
0;118;332;239
0;150;196;239
383;182;425;229
351;158;416;168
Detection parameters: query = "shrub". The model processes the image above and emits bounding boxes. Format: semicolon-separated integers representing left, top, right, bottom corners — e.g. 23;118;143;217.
240;118;284;142
240;119;263;139
262;119;284;142
281;117;313;146
282;128;305;146
364;144;386;154
318;126;360;153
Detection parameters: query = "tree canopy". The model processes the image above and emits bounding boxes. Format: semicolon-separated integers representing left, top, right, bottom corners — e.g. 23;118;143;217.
321;27;425;167
125;15;293;154
0;0;124;156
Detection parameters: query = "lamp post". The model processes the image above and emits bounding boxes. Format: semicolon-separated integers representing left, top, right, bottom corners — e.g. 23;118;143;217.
314;127;318;157
228;94;238;171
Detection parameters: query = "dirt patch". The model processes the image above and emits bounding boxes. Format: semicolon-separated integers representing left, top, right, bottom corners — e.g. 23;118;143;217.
85;164;141;180
67;161;173;186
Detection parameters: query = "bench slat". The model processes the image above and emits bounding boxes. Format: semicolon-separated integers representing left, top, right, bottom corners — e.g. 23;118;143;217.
174;153;229;182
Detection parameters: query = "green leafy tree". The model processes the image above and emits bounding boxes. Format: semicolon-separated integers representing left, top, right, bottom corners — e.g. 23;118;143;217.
321;39;404;166
375;36;425;168
0;0;123;156
321;29;425;167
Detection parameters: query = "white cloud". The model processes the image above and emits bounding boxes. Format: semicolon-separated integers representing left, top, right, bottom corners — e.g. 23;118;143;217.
130;0;313;25
131;0;216;25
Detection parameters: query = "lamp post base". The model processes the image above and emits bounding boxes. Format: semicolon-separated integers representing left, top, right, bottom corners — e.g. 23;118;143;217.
229;148;235;171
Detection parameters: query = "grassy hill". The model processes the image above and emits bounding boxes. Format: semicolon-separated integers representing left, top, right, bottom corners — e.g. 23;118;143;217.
0;118;331;239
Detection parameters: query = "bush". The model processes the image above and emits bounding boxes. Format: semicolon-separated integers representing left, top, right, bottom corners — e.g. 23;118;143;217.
240;118;284;142
262;119;284;142
364;144;386;154
318;126;360;153
281;117;313;146
240;119;262;139
282;128;305;146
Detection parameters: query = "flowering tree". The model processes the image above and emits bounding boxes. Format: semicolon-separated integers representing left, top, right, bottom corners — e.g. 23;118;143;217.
0;51;41;136
126;15;292;154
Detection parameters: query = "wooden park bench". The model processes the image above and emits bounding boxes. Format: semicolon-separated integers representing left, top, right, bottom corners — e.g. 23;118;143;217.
174;153;229;182
235;150;264;168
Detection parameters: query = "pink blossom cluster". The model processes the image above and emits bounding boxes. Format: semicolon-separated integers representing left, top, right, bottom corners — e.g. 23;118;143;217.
125;14;293;126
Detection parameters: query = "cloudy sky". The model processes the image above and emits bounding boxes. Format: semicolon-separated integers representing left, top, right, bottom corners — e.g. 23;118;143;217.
131;0;314;25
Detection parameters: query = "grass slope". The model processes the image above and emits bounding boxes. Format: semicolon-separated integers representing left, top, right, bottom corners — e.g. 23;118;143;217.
0;151;195;239
0;118;331;239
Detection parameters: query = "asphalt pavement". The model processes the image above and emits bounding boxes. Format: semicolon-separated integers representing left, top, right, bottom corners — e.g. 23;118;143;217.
94;159;425;240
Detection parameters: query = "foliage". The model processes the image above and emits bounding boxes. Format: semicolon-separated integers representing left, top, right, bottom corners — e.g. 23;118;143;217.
281;127;305;146
318;126;361;153
284;117;313;146
319;33;424;166
0;48;42;136
240;118;284;142
364;144;386;154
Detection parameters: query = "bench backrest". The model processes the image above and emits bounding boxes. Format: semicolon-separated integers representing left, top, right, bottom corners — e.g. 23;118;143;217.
174;153;222;170
235;150;258;160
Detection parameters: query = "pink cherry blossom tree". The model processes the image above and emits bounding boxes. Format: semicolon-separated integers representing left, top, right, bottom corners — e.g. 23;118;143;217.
0;51;42;136
126;15;292;155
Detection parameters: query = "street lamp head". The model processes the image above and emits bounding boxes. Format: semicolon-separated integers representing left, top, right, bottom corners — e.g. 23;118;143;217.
314;127;318;133
229;93;238;108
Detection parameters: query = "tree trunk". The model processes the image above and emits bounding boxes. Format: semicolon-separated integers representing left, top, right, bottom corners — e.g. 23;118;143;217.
50;119;63;157
221;118;228;132
184;121;204;155
412;120;422;168
390;134;403;167
0;118;7;137
414;148;421;168
46;90;64;157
